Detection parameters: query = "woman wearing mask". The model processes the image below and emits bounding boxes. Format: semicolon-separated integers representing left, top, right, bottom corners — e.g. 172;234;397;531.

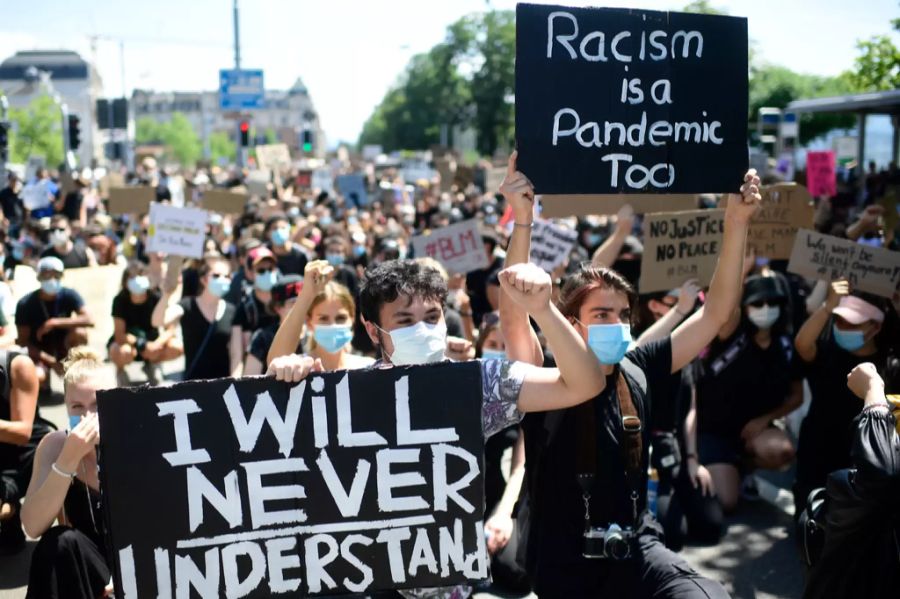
267;261;373;371
152;255;242;380
476;311;507;360
21;347;114;599
265;214;308;276
233;247;280;352
109;262;182;386
793;280;888;515
694;274;802;512
244;275;302;376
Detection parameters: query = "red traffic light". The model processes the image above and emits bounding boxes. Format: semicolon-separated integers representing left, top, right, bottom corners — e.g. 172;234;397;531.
239;121;250;133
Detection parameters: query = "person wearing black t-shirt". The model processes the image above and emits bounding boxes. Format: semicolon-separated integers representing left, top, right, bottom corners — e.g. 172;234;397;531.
793;282;888;515
265;214;308;276
152;255;241;381
109;262;183;386
15;257;93;387
695;275;802;512
499;152;759;598
0;173;25;238
233;246;280;352
244;275;304;376
39;216;95;270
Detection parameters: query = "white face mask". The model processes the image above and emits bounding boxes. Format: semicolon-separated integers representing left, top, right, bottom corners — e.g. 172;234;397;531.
382;321;447;366
50;230;69;246
747;305;780;330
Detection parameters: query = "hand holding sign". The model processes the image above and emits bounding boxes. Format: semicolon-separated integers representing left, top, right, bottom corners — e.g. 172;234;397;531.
725;169;762;224
826;278;851;311
676;279;702;314
266;353;323;382
499;151;535;222
499;263;553;315
614;204;636;237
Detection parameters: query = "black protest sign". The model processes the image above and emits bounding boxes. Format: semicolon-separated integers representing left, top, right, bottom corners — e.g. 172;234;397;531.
515;4;748;195
98;363;487;597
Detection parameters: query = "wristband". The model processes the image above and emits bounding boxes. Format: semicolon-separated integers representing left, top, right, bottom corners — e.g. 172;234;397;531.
685;453;698;460
51;462;76;479
513;222;534;228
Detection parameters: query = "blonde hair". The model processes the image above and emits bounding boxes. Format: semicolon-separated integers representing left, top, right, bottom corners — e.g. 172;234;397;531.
62;346;105;390
414;257;449;282
307;281;356;352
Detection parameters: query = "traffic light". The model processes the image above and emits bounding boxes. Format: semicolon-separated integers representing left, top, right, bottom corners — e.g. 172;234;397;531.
301;129;313;153
239;120;250;147
68;114;81;150
0;121;9;163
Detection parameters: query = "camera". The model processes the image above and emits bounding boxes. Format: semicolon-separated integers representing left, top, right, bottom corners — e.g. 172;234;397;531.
583;524;635;560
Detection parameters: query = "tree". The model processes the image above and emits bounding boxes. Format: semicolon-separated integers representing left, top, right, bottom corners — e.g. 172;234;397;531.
209;131;236;163
851;34;900;91
8;95;64;167
135;112;202;166
467;10;516;156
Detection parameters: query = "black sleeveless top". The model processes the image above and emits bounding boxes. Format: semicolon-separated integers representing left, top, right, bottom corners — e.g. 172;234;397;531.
64;474;106;554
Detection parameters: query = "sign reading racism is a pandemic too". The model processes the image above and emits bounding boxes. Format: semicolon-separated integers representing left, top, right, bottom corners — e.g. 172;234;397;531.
98;363;487;597
515;4;748;195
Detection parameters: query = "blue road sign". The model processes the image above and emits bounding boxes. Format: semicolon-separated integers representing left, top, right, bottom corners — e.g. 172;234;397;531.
219;69;265;110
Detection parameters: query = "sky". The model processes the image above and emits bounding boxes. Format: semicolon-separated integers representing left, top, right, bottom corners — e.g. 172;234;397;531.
1;0;898;145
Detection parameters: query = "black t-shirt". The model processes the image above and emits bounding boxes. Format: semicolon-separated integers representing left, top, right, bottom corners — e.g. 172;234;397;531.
333;266;359;298
111;290;160;342
178;297;236;380
695;330;801;437
15;288;84;346
0;187;23;224
522;338;671;591
268;245;308;276
234;292;278;333
40;244;90;269
248;324;277;365
61;190;83;222
465;255;503;327
649;365;693;434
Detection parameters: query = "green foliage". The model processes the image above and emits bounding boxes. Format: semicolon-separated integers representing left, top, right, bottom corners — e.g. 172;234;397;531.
209;131;236;163
8;95;64;167
682;1;726;15
851;35;900;91
135;113;202;166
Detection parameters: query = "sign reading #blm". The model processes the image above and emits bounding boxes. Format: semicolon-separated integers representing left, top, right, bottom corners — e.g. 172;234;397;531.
98;363;487;597
516;4;748;195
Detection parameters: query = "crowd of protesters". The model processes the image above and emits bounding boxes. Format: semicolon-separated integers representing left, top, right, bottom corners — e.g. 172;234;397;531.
0;148;896;598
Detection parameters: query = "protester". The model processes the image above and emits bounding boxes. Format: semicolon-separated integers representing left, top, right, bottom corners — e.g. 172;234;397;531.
15;257;93;387
793;281;888;514
498;151;759;597
151;254;242;380
0;173;25;238
266;214;308;275
109;261;182;386
244;274;304;375
233;246;280;350
39;215;95;269
20;347;113;599
0;349;47;554
802;363;900;598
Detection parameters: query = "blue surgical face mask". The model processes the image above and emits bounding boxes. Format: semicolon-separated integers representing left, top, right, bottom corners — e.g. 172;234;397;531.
287;207;301;218
207;276;231;298
353;245;367;258
325;253;344;267
271;227;290;246
319;215;333;227
481;348;506;361
833;324;866;352
584;322;632;365
41;278;61;295
314;323;354;354
254;270;279;292
127;275;151;295
69;414;82;430
12;246;24;261
587;233;602;247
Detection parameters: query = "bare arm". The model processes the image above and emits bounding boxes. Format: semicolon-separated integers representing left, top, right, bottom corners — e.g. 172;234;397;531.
0;355;39;445
52;306;95;329
267;260;334;365
635;279;699;347
229;326;244;378
151;290;184;329
244;353;264;376
795;279;847;363
591;204;634;267
670;171;762;374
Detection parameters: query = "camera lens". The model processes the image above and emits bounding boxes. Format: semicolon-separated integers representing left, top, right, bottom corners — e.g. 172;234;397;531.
605;532;630;560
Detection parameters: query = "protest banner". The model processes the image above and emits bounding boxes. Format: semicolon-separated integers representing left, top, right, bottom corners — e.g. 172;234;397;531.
515;4;748;195
530;220;579;272
312;168;334;194
747;183;814;260
98;362;487;597
412;219;490;274
295;169;313;191
146;203;208;259
640;209;725;293
787;229;900;298
806;151;836;197
108;186;155;215
833;136;858;166
99;172;126;199
541;193;699;217
202;189;248;214
246;171;272;197
21;180;53;211
485;167;506;195
336;174;369;208
435;158;455;192
255;143;291;172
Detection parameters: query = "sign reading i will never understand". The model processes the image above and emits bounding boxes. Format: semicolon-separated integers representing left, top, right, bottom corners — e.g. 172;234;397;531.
98;363;487;597
515;4;748;195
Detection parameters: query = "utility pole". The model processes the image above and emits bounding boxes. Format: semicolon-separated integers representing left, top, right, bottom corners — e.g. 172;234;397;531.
233;0;245;168
0;93;8;181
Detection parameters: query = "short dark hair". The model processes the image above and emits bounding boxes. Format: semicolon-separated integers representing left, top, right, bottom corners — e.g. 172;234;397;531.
265;214;288;233
359;259;447;326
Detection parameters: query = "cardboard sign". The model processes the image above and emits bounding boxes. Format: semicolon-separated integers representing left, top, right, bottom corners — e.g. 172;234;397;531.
202;189;248;215
146;203;208;259
99;172;126;199
530;220;579;272
806;151;836;197
640;209;725;293
108;186;155;216
255;143;291;172
435;158;455;192
412;220;490;274
294;169;313;191
97;363;487;597
747;184;814;260
541;193;699;217
246;171;271;198
21;180;53;211
312;169;334;194
336;174;369;208
485;167;506;195
515;4;748;194
787;229;900;298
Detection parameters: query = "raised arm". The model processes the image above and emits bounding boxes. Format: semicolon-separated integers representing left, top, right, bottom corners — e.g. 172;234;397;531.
498;151;543;366
670;170;762;374
635;279;699;347
592;204;634;267
500;263;605;412
266;260;333;365
795;279;847;363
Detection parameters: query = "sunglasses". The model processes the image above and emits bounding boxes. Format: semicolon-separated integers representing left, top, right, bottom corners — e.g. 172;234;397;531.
50;227;66;233
748;300;782;309
254;267;274;275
